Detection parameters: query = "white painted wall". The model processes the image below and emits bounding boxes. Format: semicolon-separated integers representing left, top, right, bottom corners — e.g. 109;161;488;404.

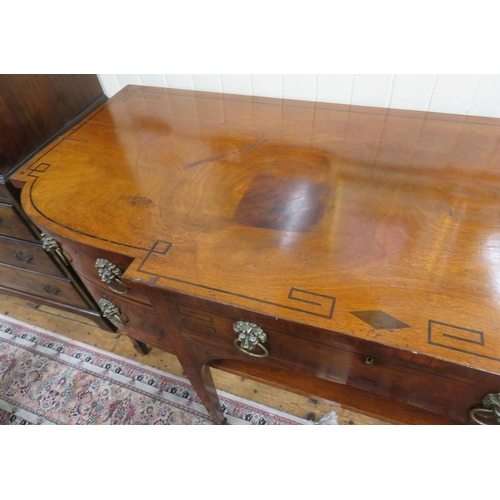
97;74;500;119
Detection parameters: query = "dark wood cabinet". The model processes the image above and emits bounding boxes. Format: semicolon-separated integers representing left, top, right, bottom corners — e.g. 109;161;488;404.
0;75;110;329
0;75;105;181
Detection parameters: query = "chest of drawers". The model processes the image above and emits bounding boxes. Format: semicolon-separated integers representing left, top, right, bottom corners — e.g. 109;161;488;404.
0;75;111;330
0;184;109;328
12;85;500;424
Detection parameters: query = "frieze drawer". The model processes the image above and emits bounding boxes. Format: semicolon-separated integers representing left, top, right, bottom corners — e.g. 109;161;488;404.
0;235;65;277
81;277;172;353
171;299;494;424
0;262;89;308
61;244;152;306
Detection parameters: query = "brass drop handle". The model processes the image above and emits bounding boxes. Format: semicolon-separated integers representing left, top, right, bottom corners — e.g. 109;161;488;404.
104;281;128;295
44;284;60;295
233;321;269;358
41;233;70;266
14;250;34;263
95;258;128;295
98;297;127;327
470;393;500;425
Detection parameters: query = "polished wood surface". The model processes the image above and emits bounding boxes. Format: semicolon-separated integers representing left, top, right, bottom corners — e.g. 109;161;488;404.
12;85;500;422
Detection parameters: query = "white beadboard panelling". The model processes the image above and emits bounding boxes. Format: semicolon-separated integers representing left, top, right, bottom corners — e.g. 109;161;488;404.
389;74;437;111
316;75;353;104
352;74;394;108
97;75;120;97
138;74;167;87
96;74;500;119
428;75;482;115
164;75;194;90
283;74;316;101
192;74;222;93
251;75;283;98
468;75;500;118
116;74;141;88
220;74;252;95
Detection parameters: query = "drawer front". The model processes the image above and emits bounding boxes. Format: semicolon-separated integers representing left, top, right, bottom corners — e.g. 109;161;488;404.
177;302;353;380
61;243;151;306
170;298;495;423
0;236;65;277
82;278;172;352
0;263;89;308
0;203;38;242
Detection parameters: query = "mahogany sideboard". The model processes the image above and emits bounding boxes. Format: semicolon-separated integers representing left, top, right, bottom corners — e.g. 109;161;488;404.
11;85;500;425
0;75;111;331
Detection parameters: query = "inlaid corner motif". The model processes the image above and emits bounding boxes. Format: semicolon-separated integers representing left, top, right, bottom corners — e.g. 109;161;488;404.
27;162;52;178
428;320;499;363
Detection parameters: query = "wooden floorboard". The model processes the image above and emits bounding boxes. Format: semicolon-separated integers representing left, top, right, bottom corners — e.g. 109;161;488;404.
0;291;389;425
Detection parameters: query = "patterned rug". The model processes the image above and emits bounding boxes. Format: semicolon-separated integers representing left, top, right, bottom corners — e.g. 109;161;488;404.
0;314;316;425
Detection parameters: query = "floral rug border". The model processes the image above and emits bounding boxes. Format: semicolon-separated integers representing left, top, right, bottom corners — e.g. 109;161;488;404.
0;314;313;425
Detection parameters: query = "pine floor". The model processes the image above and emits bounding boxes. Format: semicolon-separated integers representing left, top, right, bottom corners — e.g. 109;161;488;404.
0;291;389;425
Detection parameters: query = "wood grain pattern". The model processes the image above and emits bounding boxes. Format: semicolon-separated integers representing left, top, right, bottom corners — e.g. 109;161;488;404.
12;85;500;423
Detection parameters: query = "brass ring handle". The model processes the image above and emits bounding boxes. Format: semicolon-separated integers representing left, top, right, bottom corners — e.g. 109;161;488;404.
54;248;70;266
233;338;269;358
232;321;269;358
105;280;129;295
469;393;500;425
41;233;70;266
98;297;127;327
110;314;126;327
95;258;129;295
470;408;495;425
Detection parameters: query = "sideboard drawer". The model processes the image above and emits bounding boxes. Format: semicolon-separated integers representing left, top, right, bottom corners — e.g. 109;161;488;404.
0;236;65;277
170;297;494;424
81;277;172;352
61;243;151;306
0;262;89;308
0;203;37;242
